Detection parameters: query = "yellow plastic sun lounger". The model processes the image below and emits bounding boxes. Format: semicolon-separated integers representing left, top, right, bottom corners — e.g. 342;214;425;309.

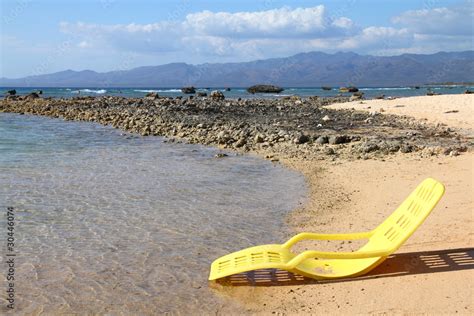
209;178;445;281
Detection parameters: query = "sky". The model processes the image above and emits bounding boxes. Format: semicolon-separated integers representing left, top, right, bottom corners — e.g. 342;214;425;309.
1;0;473;78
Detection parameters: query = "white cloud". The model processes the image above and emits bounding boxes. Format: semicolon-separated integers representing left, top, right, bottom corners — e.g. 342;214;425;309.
392;3;474;36
60;21;184;53
77;41;90;48
387;2;474;54
339;27;413;52
55;4;472;64
331;17;354;29
182;6;353;38
57;5;359;60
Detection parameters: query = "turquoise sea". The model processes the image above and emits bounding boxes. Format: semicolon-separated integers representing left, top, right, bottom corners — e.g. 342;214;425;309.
0;113;307;314
1;85;473;99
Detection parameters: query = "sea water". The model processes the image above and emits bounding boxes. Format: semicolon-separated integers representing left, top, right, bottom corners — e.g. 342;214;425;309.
0;113;307;314
1;85;472;100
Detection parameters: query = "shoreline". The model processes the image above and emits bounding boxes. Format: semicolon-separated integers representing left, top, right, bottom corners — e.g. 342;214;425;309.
219;94;474;314
1;94;473;314
220;152;473;314
1;94;470;159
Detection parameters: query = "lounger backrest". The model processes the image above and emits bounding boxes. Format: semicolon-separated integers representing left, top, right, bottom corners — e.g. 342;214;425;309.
363;178;445;253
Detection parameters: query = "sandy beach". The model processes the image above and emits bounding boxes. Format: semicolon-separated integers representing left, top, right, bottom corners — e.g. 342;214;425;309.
1;94;472;314
218;94;474;314
328;94;474;133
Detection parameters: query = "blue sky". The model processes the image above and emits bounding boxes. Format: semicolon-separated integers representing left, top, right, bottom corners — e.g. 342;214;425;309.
1;0;472;78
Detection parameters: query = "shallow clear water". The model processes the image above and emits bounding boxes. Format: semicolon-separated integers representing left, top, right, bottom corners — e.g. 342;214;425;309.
1;85;473;99
0;113;307;314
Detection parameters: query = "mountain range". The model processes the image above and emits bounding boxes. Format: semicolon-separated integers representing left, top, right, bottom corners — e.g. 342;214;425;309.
1;51;473;88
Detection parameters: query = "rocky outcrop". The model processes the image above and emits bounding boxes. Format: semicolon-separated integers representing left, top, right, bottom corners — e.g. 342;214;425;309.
321;86;332;91
145;92;159;100
0;95;466;161
340;86;359;93
247;85;284;94
210;90;225;101
350;92;364;101
181;86;196;94
350;95;361;101
26;92;40;99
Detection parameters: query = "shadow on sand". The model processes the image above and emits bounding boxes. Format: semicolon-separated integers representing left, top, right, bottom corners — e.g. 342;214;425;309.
215;247;474;286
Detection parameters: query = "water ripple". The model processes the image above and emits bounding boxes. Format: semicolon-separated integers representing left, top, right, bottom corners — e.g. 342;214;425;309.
0;113;307;314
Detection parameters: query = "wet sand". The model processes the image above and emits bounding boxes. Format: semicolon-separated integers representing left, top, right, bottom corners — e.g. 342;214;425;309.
220;94;473;314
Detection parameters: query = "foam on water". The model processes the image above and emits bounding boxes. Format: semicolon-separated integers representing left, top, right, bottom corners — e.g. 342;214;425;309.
0;113;307;314
134;89;182;93
359;87;412;91
71;89;107;94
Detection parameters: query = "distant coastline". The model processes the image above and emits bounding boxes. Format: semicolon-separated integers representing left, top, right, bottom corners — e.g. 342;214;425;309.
1;50;473;88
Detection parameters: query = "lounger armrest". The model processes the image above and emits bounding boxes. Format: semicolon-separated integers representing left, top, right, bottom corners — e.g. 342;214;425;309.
283;231;373;248
287;248;391;269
